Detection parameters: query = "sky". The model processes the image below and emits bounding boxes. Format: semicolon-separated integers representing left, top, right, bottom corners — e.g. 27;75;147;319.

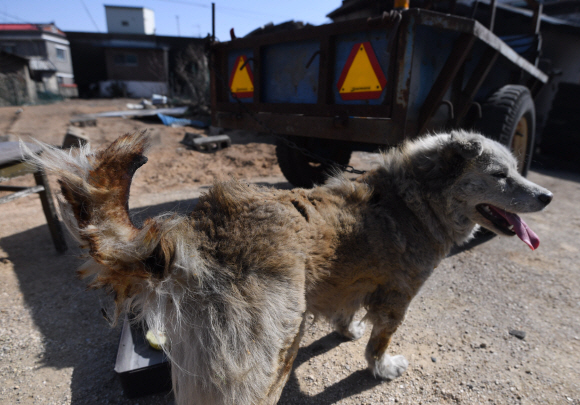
0;0;342;40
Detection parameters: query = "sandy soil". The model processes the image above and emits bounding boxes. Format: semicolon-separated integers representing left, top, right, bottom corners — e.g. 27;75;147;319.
0;99;579;405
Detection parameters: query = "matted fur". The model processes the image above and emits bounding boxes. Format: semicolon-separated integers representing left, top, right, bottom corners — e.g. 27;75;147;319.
23;130;552;404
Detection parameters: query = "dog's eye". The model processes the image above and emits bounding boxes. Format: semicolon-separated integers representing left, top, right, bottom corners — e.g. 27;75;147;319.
492;172;507;179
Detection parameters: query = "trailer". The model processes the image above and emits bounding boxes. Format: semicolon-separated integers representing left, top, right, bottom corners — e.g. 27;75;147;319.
210;8;548;187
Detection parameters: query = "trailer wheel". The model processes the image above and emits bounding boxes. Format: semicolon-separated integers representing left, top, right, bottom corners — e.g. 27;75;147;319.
276;136;352;188
478;85;536;176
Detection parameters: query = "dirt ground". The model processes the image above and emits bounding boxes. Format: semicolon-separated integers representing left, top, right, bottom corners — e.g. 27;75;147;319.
0;99;579;405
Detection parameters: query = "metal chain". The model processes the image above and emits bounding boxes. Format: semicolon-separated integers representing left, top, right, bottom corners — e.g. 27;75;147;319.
207;50;367;175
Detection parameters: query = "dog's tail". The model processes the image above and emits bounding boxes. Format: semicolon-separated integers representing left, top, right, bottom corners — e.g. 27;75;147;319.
23;131;182;322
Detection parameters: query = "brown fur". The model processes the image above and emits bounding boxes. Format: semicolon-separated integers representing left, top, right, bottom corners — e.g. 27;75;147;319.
25;130;552;404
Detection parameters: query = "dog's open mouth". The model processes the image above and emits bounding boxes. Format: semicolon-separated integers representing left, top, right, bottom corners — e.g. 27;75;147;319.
476;204;540;250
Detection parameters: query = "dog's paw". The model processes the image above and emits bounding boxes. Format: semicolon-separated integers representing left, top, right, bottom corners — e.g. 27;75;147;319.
337;320;366;340
346;320;366;340
369;354;408;380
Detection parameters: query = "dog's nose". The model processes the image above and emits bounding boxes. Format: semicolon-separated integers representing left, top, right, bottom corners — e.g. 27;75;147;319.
538;192;553;205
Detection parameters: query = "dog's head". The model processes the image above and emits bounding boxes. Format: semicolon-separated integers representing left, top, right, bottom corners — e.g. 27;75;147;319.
421;131;552;250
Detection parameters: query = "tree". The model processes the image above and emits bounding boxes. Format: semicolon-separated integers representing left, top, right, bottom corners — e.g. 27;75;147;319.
174;44;209;106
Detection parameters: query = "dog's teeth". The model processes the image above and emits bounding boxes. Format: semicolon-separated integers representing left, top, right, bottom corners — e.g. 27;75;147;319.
508;225;514;231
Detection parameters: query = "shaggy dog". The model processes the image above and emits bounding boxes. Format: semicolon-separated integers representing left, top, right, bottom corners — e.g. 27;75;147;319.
25;130;552;405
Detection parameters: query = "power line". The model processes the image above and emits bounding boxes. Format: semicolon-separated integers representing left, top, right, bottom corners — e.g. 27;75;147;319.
219;5;287;20
0;10;31;24
151;0;288;20
153;0;210;8
78;0;101;32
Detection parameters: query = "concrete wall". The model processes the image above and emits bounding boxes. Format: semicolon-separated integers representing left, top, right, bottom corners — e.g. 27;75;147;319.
99;80;167;97
0;55;37;105
24;66;38;103
38;72;59;93
106;7;155;35
143;8;156;35
45;40;73;75
58;84;78;97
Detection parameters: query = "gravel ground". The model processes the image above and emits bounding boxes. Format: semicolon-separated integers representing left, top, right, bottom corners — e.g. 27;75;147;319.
1;100;579;404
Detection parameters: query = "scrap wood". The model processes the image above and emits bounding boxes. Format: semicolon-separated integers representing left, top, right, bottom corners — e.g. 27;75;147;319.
190;135;231;153
71;106;188;121
62;127;89;149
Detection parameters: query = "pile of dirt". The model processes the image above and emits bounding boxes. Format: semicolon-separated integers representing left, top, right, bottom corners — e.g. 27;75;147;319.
0;99;284;196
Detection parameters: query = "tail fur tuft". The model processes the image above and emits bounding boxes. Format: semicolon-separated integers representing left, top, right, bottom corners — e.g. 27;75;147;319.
22;130;168;323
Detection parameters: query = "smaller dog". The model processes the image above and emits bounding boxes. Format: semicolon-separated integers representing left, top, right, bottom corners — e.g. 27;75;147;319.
25;130;552;405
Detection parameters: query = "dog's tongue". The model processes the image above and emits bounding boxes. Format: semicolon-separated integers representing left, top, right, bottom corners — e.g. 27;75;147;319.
489;206;540;250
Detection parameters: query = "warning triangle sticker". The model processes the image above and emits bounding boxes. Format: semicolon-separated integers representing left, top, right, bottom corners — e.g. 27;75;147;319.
337;42;387;100
229;55;254;98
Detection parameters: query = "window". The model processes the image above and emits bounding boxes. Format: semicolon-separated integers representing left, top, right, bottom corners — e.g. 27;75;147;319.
113;53;138;66
125;54;137;65
56;47;66;61
1;44;16;54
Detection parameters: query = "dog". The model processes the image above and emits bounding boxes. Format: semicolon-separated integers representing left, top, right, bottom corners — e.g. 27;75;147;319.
24;129;552;405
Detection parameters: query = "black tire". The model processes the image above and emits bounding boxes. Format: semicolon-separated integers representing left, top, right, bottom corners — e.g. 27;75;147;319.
477;85;536;176
276;136;352;188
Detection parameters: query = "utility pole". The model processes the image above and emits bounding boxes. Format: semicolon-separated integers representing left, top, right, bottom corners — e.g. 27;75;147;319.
212;2;215;42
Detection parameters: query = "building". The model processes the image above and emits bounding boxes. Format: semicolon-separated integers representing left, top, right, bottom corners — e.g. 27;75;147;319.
66;5;206;99
0;23;77;97
105;5;155;35
66;31;205;98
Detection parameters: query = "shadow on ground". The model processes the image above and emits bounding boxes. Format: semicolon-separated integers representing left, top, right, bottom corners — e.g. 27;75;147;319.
279;333;386;404
0;197;200;404
2;180;383;404
531;157;580;182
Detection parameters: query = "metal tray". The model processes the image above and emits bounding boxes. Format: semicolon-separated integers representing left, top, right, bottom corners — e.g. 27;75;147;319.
114;315;171;398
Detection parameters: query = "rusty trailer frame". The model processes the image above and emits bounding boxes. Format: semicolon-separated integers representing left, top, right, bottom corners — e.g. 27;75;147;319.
210;8;547;147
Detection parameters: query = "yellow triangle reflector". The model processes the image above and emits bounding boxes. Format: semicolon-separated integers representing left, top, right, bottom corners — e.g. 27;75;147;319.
337;42;387;100
229;55;254;98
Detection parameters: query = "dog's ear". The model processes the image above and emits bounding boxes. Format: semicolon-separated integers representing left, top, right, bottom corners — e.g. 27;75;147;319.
411;133;483;187
445;132;483;161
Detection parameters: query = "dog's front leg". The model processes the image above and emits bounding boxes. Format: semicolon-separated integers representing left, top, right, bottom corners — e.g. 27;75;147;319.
364;289;410;380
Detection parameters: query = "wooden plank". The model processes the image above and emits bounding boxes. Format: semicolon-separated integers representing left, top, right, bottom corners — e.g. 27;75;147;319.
71;106;188;121
34;168;67;253
0;185;44;204
0;141;41;167
0;162;35;181
62;126;89;149
0;186;29;192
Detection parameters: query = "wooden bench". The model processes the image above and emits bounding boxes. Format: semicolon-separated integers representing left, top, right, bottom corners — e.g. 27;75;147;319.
0;142;67;253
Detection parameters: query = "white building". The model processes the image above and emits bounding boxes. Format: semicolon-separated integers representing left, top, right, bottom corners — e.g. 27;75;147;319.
105;5;155;35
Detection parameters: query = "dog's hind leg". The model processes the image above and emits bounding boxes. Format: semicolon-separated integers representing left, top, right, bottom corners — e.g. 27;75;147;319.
364;288;411;380
332;311;366;341
262;317;306;404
